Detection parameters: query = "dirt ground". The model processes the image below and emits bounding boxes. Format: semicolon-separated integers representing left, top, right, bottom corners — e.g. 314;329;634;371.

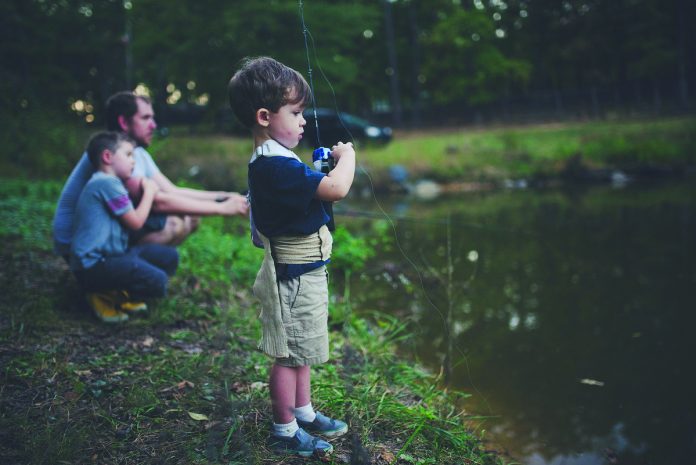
0;247;405;465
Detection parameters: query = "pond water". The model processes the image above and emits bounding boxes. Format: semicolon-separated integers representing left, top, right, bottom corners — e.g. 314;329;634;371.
338;180;696;465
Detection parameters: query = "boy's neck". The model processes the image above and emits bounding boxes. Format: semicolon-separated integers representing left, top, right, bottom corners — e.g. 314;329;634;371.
253;127;272;149
98;166;120;179
253;128;293;151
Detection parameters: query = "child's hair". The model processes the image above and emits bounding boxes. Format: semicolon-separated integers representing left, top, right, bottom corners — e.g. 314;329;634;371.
227;56;312;129
86;131;132;168
105;91;152;131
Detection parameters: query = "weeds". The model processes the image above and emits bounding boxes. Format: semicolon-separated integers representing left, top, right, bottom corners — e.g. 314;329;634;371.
0;178;504;465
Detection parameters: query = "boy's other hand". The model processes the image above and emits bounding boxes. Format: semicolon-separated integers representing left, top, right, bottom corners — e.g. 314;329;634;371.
330;141;355;162
125;176;143;202
141;177;160;195
219;193;250;216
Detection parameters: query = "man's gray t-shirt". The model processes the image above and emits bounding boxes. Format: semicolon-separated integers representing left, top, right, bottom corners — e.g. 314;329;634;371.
53;147;160;256
69;172;134;271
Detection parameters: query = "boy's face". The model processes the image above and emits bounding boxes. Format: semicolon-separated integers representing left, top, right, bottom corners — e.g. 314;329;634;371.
125;99;157;147
267;98;306;149
110;141;136;180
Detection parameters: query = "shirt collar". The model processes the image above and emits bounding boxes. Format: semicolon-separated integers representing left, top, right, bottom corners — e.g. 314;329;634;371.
249;139;300;164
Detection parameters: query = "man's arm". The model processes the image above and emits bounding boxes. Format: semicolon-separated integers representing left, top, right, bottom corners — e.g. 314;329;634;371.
126;175;249;217
151;171;232;201
152;190;249;216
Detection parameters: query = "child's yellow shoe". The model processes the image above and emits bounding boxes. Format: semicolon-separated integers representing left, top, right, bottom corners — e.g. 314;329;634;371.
120;300;147;313
86;292;128;323
119;291;147;313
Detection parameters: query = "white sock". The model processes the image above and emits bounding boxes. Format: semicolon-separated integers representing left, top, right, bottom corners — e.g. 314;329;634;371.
294;403;316;422
272;419;299;437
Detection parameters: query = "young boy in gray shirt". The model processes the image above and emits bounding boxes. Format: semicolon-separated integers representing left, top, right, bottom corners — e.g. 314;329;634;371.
70;132;178;322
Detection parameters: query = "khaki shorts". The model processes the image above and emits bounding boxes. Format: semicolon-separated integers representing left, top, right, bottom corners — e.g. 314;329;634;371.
275;266;329;367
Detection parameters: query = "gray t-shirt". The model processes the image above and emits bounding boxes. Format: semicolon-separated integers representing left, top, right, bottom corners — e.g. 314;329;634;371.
69;172;134;271
53;147;160;256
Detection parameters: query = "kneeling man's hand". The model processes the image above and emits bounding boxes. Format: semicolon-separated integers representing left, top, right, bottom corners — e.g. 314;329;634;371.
219;193;249;216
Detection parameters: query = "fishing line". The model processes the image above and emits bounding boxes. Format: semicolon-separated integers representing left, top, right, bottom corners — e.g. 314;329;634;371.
299;0;322;147
298;0;495;437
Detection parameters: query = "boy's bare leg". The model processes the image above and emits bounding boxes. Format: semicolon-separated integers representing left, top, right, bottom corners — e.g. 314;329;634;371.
270;364;298;424
137;215;200;246
295;365;311;408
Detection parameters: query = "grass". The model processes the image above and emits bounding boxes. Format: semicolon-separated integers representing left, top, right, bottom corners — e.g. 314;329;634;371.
0;179;507;465
150;116;696;191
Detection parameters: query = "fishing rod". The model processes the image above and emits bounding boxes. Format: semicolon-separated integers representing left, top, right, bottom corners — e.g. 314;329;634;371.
299;0;336;231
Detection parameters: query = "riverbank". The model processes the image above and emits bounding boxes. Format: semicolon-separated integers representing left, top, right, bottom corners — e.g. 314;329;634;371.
0;179;505;465
150;116;696;193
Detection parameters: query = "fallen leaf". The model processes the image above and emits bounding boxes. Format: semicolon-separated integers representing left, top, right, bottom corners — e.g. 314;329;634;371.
187;411;209;421
74;370;92;376
250;381;268;390
178;380;195;390
379;450;396;463
230;381;246;393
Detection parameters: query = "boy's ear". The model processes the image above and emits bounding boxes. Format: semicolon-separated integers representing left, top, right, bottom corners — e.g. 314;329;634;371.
117;115;130;132
256;108;271;127
101;149;113;166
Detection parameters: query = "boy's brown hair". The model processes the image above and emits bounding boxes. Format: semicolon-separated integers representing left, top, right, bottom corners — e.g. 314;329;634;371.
228;56;312;129
86;131;133;169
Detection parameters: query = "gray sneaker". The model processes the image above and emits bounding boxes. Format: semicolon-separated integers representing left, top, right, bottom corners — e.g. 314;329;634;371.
297;412;348;438
268;427;333;457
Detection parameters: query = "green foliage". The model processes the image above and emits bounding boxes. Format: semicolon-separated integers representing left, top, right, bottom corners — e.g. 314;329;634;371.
422;7;531;104
0;179;62;250
360;117;696;182
330;225;377;274
176;216;262;290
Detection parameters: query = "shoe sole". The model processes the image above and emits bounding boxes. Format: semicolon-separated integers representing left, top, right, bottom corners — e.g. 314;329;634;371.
297;423;348;438
323;426;347;437
120;306;147;313
271;445;333;457
96;313;128;323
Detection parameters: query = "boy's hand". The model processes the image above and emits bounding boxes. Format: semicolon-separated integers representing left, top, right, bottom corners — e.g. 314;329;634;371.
218;193;250;216
330;141;355;162
125;176;143;202
141;177;160;195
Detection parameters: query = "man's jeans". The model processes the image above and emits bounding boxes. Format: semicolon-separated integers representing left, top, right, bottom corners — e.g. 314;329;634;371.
74;244;179;300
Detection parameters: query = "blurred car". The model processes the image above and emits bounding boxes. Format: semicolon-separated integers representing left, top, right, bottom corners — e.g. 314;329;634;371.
302;108;392;147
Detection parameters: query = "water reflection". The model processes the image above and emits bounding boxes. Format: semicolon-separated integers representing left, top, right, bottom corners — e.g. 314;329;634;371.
341;181;696;465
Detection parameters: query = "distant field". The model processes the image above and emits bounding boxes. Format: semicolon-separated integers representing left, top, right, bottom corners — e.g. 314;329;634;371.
131;116;696;190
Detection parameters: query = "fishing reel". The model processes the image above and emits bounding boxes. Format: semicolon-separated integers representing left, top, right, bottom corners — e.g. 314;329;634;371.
312;147;336;231
312;147;334;174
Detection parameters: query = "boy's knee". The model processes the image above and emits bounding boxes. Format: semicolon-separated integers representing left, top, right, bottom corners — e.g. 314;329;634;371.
148;270;169;297
163;248;180;276
187;216;201;233
162;215;194;245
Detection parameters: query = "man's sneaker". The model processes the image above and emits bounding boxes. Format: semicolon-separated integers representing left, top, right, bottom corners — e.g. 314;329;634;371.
118;291;147;313
297;412;348;438
268;427;333;457
86;292;128;323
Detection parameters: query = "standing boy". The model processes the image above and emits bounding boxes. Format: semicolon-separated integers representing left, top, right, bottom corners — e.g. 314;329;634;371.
70;132;179;323
228;57;355;457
